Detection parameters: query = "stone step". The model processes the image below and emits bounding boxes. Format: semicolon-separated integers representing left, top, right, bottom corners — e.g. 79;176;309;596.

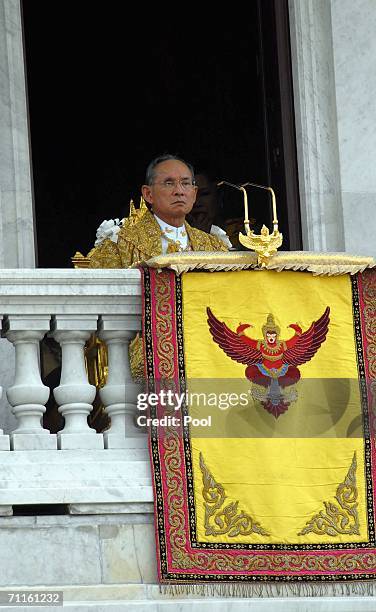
0;584;375;612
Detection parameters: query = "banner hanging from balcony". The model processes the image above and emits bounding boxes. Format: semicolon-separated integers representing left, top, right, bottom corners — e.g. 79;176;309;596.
141;266;376;584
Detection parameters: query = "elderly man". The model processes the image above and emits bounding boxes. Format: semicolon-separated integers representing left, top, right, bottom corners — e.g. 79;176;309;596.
89;154;228;268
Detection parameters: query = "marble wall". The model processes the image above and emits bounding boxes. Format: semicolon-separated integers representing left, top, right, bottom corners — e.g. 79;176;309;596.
288;0;345;253
289;0;376;258
331;0;376;258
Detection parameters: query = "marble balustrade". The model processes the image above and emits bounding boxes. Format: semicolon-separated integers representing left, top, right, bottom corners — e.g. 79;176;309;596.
0;269;151;513
0;268;142;450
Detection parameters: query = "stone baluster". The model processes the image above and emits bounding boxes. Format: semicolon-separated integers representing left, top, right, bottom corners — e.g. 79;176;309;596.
98;314;144;449
52;315;103;450
0;386;10;451
4;315;55;450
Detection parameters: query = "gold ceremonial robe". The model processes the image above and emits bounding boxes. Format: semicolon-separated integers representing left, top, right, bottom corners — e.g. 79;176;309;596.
89;210;228;269
88;209;228;379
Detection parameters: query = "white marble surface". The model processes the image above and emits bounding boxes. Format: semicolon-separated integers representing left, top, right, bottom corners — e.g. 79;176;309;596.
331;0;376;193
288;0;345;253
0;0;36;267
289;0;376;258
0;449;153;506
0;268;142;315
331;0;376;258
99;523;158;584
0;514;156;586
342;193;376;258
0;524;102;586
0;338;17;433
0;590;376;612
2;601;376;612
11;433;56;451
69;502;153;515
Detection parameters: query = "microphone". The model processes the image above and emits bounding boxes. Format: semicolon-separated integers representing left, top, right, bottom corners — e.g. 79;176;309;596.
217;180;283;265
240;182;279;233
216;181;251;233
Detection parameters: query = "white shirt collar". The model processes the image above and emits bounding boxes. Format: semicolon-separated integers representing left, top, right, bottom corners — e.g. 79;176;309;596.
153;214;188;253
153;214;186;237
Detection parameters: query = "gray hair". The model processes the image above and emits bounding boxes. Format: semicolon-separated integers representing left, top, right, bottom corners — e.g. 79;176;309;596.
145;154;195;185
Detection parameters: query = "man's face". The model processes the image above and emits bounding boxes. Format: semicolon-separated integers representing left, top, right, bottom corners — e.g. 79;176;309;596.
142;160;197;223
266;332;277;345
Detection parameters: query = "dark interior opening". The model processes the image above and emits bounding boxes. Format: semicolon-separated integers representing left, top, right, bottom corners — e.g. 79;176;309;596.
21;1;301;268
12;504;69;516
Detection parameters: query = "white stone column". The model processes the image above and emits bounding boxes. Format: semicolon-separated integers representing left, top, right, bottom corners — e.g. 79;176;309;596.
99;315;144;449
0;0;36;436
5;315;55;450
52;315;103;450
288;0;346;252
0;0;36;267
331;0;376;258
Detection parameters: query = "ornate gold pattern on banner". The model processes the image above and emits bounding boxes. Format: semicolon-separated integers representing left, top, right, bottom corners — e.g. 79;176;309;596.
155;270;175;379
199;453;270;537
298;452;359;536
144;251;375;276
361;271;376;447
362;271;376;380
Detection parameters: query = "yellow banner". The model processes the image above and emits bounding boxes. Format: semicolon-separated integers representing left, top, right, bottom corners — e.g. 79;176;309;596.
182;270;366;545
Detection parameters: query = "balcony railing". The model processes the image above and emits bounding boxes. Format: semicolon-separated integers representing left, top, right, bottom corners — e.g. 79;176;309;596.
0;269;153;514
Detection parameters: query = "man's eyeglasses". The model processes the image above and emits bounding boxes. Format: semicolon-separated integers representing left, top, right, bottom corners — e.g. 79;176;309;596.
151;179;197;191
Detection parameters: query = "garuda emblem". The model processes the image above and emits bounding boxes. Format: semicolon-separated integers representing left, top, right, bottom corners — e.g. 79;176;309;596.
207;306;330;417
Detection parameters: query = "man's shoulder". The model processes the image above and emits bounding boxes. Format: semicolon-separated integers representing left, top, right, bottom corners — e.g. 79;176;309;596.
116;210;162;261
186;223;229;252
117;210;156;243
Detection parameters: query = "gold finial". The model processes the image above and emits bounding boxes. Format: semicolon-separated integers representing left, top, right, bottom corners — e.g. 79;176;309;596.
139;195;148;212
123;196;148;229
129;199;137;217
71;251;91;268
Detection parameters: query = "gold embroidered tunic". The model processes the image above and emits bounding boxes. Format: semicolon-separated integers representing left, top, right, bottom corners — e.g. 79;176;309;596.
89;210;228;269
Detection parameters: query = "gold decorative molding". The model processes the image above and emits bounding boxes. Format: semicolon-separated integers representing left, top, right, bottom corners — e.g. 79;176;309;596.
298;452;359;537
199;452;270;537
71;249;96;268
143;251;375;276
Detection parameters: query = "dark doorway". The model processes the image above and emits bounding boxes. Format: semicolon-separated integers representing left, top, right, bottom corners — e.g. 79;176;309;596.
21;1;301;268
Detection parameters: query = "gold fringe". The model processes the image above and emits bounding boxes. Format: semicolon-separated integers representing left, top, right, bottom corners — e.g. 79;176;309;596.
159;580;376;599
143;251;375;277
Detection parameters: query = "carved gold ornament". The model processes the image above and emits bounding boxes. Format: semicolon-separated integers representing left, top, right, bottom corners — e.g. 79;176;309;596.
217;180;283;266
238;182;283;266
199;452;270;537
298;452;359;537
